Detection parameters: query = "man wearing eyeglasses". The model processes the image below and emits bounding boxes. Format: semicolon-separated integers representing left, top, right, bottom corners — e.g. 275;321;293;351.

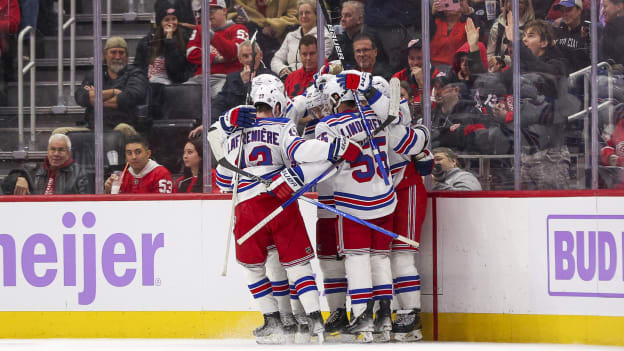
8;134;90;195
352;32;393;81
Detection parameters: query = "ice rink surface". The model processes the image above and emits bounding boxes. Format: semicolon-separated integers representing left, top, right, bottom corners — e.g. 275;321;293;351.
0;340;622;351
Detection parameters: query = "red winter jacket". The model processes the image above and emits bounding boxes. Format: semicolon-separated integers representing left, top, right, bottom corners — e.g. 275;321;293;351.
187;23;249;76
430;17;467;67
284;66;315;98
0;0;20;34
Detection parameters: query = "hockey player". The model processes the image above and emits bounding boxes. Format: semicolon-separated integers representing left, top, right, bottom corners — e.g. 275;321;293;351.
216;82;362;343
366;76;431;342
104;134;173;194
314;73;430;342
186;0;249;96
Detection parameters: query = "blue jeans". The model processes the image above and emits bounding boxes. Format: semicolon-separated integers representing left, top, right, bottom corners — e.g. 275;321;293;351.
19;0;39;31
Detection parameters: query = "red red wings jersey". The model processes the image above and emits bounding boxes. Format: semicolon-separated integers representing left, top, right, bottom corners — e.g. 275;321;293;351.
120;160;173;194
187;24;248;76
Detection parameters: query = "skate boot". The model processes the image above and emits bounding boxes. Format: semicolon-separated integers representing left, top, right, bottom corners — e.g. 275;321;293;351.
294;313;311;344
391;309;423;342
281;313;297;343
306;311;325;344
344;301;374;343
253;312;286;344
373;299;392;342
323;307;349;342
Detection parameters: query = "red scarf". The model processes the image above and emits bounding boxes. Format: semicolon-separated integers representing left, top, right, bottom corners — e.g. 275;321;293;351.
43;157;74;195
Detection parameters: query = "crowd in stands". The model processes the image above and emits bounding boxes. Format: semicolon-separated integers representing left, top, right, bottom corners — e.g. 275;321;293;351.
3;0;624;193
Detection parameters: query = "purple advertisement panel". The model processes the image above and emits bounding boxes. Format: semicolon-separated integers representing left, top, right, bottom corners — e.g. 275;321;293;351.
547;215;624;298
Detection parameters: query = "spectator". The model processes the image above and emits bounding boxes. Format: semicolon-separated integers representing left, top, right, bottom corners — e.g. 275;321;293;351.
105;134;173;194
599;0;624;66
0;0;19;103
284;34;319;97
186;0;249;97
62;37;148;138
362;0;420;76
431;78;482;150
230;0;299;65
487;0;535;68
352;32;393;80
270;0;333;80
10;134;90;195
504;17;568;77
337;1;363;70
392;38;445;119
210;40;277;123
446;17;489;88
432;147;482;191
154;0;198;31
552;0;590;72
175;137;204;192
134;1;194;85
430;0;470;68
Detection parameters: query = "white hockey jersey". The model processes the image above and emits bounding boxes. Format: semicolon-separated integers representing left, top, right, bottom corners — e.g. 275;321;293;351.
315;106;429;220
216;116;333;203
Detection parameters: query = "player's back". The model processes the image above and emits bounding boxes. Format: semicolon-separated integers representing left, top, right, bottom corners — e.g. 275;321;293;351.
316;108;396;220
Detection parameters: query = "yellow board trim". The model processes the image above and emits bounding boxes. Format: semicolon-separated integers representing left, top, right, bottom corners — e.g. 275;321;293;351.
438;313;624;346
0;311;621;346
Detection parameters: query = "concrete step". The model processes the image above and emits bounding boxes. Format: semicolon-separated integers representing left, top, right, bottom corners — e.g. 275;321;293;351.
71;18;154;36
0;106;85;117
78;0;157;15
0;128;54;152
7;81;81;107
40;35;143;58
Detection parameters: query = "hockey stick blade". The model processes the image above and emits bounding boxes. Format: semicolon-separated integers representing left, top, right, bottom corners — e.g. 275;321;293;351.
236;114;397;246
388;77;401;119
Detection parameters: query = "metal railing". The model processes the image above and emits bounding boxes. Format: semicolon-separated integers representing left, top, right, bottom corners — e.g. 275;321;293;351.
15;26;36;159
52;0;76;114
568;61;613;177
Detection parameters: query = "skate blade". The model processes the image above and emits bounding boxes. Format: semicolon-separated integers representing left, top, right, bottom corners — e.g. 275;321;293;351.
392;329;423;342
310;333;324;344
256;334;288;344
323;331;344;343
373;330;391;343
294;332;311;344
343;331;373;343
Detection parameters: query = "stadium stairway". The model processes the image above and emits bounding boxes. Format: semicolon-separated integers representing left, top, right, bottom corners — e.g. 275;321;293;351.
0;0;156;181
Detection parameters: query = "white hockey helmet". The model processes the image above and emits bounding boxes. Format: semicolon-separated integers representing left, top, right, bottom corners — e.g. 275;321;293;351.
252;84;288;117
321;76;355;113
251;74;285;95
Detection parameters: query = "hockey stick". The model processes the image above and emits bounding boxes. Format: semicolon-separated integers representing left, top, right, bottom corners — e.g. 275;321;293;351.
236;114;397;246
299;196;419;248
317;0;389;185
219;30;259;276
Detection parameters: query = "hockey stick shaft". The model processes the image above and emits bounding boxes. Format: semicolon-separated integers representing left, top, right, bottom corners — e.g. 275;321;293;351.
353;91;391;185
318;0;344;62
236;116;396;246
298;196;419;248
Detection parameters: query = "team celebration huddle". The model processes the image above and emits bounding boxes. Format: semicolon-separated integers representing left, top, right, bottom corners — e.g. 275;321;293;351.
209;63;432;344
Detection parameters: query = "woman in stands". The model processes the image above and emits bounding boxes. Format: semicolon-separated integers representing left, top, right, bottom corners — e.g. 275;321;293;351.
134;1;194;84
175;137;203;193
487;0;535;69
270;0;333;81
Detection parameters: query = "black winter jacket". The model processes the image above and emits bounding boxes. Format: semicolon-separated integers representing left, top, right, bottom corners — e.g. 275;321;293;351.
134;28;194;84
74;65;149;129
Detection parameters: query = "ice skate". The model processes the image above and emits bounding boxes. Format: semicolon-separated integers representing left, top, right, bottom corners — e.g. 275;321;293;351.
306;311;325;344
344;301;374;343
280;313;297;343
253;312;287;344
293;313;311;344
323;307;349;342
373;299;392;342
391;309;423;342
